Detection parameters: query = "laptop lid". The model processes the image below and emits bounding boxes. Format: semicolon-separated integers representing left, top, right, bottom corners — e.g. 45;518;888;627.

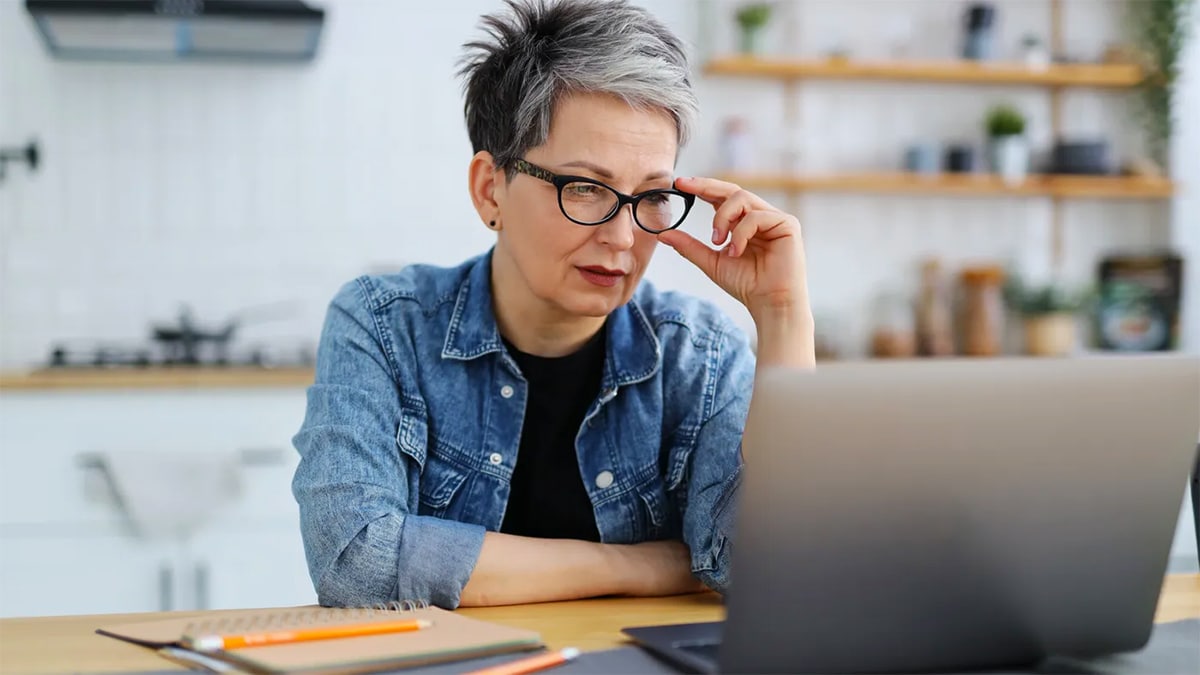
720;356;1199;674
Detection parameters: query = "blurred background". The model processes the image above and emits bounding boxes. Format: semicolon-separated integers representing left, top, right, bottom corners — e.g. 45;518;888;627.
0;0;1197;617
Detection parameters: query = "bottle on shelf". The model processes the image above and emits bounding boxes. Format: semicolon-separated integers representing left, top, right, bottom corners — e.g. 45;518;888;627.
718;116;754;172
915;259;955;357
959;265;1007;357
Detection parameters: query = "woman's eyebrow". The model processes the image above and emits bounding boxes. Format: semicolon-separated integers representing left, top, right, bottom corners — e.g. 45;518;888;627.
557;160;670;182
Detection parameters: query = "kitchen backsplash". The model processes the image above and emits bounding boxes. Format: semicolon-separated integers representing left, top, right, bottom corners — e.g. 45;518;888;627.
0;0;1192;369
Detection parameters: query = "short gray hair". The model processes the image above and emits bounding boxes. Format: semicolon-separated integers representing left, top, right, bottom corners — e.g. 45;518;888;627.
458;0;698;174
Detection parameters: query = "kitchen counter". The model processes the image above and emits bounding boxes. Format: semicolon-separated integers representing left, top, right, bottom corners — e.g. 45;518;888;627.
0;367;314;391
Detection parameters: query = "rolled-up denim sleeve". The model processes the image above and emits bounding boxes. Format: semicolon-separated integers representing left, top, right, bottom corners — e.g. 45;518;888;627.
682;327;755;594
291;280;485;609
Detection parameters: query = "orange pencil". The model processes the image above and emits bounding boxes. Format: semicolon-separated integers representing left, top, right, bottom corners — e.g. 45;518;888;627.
186;618;433;651
463;647;581;675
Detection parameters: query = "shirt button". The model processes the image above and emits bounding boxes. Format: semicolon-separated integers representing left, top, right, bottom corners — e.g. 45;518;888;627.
500;385;514;399
595;470;614;489
489;452;503;465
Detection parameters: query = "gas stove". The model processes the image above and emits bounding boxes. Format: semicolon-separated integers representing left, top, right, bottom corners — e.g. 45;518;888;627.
45;342;315;369
43;306;314;370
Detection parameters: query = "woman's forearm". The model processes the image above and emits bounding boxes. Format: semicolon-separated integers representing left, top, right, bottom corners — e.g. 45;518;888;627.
459;533;701;606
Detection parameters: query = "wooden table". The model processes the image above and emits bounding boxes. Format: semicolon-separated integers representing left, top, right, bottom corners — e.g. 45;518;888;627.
1;575;1196;674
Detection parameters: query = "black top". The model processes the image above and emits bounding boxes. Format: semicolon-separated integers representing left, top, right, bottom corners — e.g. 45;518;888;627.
500;327;606;542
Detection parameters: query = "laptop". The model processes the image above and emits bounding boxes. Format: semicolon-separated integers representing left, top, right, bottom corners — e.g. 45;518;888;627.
623;356;1199;674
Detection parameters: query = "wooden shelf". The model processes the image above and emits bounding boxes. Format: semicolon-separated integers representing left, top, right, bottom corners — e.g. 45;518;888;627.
704;56;1145;88
716;172;1175;199
0;367;315;391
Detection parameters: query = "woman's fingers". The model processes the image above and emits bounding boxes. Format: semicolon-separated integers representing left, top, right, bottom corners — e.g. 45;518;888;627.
676;176;773;209
712;190;784;246
656;228;722;281
676;178;782;247
673;176;744;207
710;190;753;246
725;210;792;257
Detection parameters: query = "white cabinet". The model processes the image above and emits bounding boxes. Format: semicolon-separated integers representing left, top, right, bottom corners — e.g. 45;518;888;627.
0;532;177;617
190;527;315;611
0;388;318;618
0;527;316;618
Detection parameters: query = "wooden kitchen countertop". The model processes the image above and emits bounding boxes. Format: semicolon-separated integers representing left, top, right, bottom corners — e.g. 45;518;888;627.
0;367;315;391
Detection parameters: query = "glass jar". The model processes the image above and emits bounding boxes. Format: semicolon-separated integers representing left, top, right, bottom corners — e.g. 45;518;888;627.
870;293;917;359
959;266;1006;356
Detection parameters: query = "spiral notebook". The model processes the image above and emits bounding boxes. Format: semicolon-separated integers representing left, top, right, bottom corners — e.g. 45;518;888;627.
96;602;543;674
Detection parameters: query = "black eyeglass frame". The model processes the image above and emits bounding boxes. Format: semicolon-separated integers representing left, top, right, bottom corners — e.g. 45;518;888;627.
511;158;695;234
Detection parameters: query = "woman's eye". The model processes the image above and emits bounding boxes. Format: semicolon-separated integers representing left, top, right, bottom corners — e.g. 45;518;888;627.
566;184;599;197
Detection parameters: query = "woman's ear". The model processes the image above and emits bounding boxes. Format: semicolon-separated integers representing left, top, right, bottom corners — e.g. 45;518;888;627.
468;151;503;227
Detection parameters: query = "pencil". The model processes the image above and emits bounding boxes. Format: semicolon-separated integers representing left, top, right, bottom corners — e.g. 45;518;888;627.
186;618;433;651
463;647;581;675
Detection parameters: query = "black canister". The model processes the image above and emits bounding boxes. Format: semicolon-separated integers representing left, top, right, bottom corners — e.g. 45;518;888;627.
966;4;995;29
945;145;977;173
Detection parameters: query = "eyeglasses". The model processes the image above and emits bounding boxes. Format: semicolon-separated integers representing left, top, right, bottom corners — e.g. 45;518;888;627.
511;158;695;234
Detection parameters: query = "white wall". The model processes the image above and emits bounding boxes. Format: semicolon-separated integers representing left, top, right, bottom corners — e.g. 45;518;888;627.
1172;5;1200;352
0;0;1188;368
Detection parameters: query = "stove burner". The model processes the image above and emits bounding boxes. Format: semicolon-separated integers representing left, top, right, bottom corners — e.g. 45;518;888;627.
41;305;312;370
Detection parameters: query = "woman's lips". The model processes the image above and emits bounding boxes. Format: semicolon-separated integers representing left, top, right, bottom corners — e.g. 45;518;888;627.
577;266;625;288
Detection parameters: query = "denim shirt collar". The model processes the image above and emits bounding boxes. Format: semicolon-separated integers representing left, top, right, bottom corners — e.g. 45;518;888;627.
441;250;661;389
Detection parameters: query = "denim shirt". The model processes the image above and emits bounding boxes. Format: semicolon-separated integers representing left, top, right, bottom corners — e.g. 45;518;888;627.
292;250;755;609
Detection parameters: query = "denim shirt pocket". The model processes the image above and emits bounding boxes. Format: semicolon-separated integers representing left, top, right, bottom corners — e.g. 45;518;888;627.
396;396;473;520
396;395;429;469
417;458;469;518
632;465;678;541
663;431;695;485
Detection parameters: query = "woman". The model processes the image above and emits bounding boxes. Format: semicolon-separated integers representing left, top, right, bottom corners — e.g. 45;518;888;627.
292;0;813;610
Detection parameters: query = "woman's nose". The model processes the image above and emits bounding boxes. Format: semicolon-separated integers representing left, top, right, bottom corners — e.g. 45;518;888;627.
595;203;637;250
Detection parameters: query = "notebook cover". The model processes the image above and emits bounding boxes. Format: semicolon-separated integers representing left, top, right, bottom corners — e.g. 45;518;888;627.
97;606;543;674
97;607;269;648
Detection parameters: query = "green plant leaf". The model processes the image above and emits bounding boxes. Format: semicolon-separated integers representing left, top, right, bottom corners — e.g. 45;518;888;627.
736;3;772;30
1129;0;1195;168
1004;275;1095;315
985;104;1026;137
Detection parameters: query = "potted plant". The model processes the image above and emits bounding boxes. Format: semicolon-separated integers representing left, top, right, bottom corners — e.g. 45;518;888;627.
985;104;1029;186
735;3;772;55
1005;278;1093;357
1129;0;1194;171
